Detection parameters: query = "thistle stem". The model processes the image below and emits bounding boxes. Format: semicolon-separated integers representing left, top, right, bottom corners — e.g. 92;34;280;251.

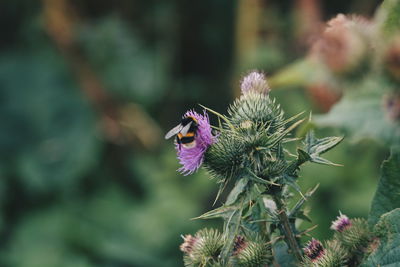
272;194;303;262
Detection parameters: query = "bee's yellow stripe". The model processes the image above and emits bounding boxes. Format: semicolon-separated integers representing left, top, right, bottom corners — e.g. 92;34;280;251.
187;116;198;123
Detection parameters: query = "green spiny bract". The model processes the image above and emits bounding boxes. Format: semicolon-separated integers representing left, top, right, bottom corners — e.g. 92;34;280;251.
228;92;285;134
334;218;371;252
204;131;247;180
300;240;348;267
230;235;272;267
182;228;224;267
204;91;291;182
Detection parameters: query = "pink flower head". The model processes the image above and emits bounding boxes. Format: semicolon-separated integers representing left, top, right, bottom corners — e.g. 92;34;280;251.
240;71;270;95
311;14;368;74
330;212;351;232
176;110;215;175
303;238;325;261
180;234;198;254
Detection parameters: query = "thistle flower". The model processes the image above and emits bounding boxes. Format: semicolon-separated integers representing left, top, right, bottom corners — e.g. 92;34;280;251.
303;238;325;261
330;212;351;232
176;110;215;175
180;234;198;255
240;71;270;95
311;14;369;75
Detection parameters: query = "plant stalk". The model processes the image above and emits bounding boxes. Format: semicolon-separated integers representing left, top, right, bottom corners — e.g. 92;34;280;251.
272;194;303;262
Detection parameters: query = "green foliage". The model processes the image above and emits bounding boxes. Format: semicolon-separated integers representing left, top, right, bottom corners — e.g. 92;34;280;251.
361;209;400;266
0;50;100;194
78;16;168;105
314;79;400;146
368;147;400;226
377;0;400;36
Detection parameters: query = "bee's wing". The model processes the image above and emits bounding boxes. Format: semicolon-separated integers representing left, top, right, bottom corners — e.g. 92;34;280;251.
180;121;193;136
165;124;183;139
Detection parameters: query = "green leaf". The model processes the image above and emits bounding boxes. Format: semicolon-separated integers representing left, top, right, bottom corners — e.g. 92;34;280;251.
220;208;243;264
193;205;240;220
314;83;400;146
286;148;312;174
268;59;327;89
225;178;249;206
289;184;319;218
368;147;400;226
361;208;400;266
302;130;343;166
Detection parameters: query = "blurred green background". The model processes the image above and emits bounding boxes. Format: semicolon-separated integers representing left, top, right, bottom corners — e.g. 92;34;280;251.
0;0;386;266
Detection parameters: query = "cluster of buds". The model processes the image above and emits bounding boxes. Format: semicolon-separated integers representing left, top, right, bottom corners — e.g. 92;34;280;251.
300;213;373;267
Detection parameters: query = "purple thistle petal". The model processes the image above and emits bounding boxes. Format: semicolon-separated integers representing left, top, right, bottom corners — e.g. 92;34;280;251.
240;71;270;95
176;110;215;175
303;238;325;261
330;213;351;232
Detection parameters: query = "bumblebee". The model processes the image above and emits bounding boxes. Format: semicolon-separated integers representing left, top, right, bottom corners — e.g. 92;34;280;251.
165;116;199;148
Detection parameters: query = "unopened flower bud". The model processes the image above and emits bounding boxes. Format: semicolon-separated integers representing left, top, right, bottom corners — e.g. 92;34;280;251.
330;212;352;232
311;14;370;75
240;71;270;95
232;236;272;267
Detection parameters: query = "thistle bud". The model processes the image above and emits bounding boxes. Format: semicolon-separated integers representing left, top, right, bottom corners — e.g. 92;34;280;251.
182;228;223;267
301;239;347;267
334;218;371;251
240;71;270;95
311;14;370;76
204;73;288;182
303;238;325;262
307;83;342;112
330;212;351;232
232;236;272;267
